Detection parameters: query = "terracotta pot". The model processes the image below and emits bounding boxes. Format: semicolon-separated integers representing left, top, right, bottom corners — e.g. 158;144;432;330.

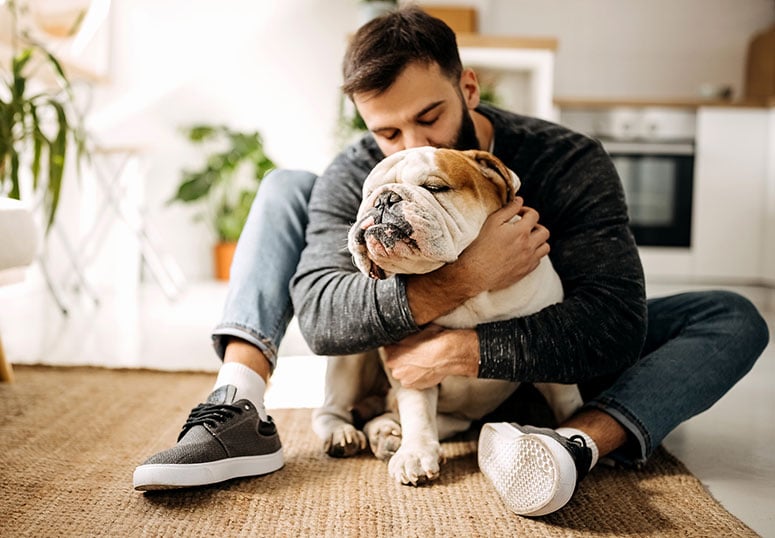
213;241;237;281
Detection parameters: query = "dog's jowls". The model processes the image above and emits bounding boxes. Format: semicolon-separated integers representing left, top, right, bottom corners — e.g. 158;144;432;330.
313;147;582;485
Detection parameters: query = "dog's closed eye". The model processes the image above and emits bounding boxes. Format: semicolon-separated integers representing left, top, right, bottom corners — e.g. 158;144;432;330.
422;184;451;194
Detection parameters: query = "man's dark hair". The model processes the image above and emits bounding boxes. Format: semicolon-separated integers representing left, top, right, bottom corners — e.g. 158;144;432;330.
342;5;463;98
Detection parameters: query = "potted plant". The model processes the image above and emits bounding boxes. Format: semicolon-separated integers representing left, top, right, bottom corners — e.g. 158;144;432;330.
169;125;275;280
0;1;87;232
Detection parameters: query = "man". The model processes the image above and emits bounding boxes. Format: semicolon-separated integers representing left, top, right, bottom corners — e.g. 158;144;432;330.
134;7;769;517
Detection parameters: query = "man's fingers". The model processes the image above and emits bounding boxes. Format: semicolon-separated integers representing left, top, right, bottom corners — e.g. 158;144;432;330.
516;205;540;226
535;241;551;259
531;222;550;242
492;197;524;223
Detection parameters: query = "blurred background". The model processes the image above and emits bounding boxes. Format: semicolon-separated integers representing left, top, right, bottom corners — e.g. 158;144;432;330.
0;0;773;370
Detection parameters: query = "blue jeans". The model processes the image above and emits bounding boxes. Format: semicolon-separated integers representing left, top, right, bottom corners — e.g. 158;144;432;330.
213;169;770;463
212;169;317;369
585;290;768;465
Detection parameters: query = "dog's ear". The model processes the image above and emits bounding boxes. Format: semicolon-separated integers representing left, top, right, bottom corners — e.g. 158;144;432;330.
463;150;520;203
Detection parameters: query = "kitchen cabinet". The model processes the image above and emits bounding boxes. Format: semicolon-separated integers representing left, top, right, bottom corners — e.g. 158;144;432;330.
557;99;774;286
639;106;773;284
691;107;771;282
458;35;557;121
764;110;775;287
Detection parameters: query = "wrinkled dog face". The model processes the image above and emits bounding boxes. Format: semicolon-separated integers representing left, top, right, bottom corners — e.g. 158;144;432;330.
348;147;520;279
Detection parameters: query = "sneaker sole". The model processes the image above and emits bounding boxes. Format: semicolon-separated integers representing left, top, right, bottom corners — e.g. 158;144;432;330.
133;449;284;491
478;423;577;517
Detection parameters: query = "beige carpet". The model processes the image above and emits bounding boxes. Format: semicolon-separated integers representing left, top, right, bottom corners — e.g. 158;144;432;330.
0;366;758;537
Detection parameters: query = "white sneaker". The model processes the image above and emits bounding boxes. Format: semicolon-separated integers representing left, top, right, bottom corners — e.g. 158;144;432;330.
478;422;592;517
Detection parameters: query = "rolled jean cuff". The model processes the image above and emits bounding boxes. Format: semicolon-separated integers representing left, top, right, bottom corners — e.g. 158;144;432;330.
211;323;278;372
582;397;652;468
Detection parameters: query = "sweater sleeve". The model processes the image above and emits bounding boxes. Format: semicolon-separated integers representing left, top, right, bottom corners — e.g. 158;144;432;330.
477;131;647;384
290;141;421;355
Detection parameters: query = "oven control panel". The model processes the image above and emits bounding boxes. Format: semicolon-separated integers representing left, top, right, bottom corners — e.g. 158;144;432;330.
560;108;696;142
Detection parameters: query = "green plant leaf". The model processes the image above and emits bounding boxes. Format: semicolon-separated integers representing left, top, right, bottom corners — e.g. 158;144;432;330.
30;102;44;189
11;49;33;100
9;150;20;199
172;124;275;241
0;101;10;186
215;212;243;242
45;99;68;230
187;125;219;142
170;170;217;203
0;5;90;234
41;49;72;93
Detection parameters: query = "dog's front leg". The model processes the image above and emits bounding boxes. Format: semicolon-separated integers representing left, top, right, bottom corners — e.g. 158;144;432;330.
312;352;378;457
388;385;442;485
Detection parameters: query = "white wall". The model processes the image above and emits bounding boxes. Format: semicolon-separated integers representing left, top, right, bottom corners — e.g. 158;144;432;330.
764;110;775;290
85;0;361;280
426;0;774;99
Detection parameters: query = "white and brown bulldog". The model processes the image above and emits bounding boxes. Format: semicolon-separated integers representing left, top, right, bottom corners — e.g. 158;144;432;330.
313;147;582;485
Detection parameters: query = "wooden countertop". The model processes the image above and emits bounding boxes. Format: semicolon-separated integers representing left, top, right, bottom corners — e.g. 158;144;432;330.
457;33;558;51
555;96;775;109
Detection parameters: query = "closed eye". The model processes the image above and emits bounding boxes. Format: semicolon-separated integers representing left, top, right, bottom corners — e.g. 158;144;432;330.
377;130;399;141
422;184;451;193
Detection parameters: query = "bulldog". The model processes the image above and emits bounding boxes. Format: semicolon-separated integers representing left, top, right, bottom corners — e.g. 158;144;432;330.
312;147;583;485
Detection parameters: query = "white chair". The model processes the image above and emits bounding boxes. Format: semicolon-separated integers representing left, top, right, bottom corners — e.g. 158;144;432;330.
0;197;39;382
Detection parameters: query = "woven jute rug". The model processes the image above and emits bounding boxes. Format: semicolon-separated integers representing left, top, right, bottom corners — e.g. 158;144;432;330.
0;366;758;537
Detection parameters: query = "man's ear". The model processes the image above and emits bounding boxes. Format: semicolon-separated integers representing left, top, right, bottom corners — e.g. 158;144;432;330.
463;150;520;203
459;68;480;110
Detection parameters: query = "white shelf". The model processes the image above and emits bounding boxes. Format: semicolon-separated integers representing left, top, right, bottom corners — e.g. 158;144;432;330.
458;36;556;121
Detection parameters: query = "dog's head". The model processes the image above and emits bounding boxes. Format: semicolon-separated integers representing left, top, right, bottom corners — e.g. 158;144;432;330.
348;146;520;279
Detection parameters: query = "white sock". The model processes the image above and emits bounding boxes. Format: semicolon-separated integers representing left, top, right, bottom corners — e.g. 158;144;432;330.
214;362;268;421
556;427;599;471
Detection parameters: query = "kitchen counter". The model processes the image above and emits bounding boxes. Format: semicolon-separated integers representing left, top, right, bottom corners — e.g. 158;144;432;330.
456;33;558;51
457;34;558;120
555;96;775;109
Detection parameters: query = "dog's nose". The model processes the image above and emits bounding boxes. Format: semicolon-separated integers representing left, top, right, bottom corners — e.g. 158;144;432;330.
375;190;402;210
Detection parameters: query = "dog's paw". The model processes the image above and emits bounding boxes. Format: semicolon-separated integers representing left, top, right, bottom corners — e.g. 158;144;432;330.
323;424;367;458
363;415;402;461
388;442;442;486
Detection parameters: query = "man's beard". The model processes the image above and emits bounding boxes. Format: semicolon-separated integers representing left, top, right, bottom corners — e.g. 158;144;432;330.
451;105;480;151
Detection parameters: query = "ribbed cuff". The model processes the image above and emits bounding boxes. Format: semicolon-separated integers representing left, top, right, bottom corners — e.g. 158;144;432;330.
477;320;520;380
389;275;422;332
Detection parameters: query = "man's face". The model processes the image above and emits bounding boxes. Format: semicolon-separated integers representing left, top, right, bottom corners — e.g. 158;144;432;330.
353;62;481;156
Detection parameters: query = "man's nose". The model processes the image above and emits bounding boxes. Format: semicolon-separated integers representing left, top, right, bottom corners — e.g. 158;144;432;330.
403;130;428;149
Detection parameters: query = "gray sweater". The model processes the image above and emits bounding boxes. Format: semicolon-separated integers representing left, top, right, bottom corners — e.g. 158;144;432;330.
291;104;647;386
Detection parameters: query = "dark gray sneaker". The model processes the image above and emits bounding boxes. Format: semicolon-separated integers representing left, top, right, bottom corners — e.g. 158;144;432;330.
133;385;283;491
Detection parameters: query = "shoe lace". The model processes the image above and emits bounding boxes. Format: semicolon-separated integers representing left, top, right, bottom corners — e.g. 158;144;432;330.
569;434;587;448
567;434;592;482
178;403;244;441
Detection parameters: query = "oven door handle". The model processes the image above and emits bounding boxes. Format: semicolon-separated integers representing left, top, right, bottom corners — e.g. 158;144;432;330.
602;141;695;156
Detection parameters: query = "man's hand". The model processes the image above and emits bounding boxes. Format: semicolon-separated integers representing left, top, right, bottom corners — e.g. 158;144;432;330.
383;324;479;390
406;197;550;325
457;197;550;293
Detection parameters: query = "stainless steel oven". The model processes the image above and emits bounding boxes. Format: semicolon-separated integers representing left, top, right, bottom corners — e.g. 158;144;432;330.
604;140;694;247
560;107;697;248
